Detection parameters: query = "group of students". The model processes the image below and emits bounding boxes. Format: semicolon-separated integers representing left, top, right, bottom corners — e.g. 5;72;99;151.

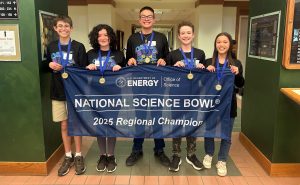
47;6;244;177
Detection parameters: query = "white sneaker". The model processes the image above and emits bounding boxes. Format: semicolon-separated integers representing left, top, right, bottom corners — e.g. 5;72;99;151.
203;155;212;169
216;161;227;176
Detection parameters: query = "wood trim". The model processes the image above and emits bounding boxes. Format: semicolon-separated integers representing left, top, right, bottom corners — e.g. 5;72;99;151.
0;144;64;176
195;0;224;7
68;0;116;7
239;132;271;174
240;132;300;176
87;0;116;7
282;0;300;69
224;1;249;8
68;0;87;5
280;88;300;105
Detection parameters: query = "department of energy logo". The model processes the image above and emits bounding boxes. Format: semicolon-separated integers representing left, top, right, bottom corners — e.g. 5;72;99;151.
115;76;159;88
116;77;126;87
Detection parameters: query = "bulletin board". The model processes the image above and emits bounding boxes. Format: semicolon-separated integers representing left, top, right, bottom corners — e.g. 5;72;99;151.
283;0;300;69
0;24;21;61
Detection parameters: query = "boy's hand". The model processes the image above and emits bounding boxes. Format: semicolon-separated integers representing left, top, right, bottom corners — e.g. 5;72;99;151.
206;65;215;72
128;58;137;66
86;64;97;70
157;58;166;66
49;61;63;71
196;63;205;69
174;61;185;67
112;65;121;71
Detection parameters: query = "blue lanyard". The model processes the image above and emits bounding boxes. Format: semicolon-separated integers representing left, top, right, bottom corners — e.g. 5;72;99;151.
98;50;111;76
216;57;228;82
140;32;154;55
58;39;71;69
179;47;194;70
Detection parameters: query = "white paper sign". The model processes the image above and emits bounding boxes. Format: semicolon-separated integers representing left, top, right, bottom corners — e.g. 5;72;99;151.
0;30;16;56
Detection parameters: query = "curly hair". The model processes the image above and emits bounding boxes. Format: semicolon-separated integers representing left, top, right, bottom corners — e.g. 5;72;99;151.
88;24;117;51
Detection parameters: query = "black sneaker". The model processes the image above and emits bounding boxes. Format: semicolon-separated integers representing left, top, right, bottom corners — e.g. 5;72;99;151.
58;155;74;176
107;155;117;173
186;154;203;170
155;151;170;167
169;155;182;172
125;151;143;166
96;155;107;172
74;156;86;175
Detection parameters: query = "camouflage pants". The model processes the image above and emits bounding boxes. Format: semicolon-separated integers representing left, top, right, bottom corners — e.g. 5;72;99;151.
172;136;196;157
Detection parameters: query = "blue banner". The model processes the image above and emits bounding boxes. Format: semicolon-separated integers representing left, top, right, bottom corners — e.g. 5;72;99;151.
63;65;234;140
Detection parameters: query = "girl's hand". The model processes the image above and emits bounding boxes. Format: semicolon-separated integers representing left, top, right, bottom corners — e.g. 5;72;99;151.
127;58;137;66
174;61;185;67
49;61;63;71
86;64;97;70
196;63;205;69
112;65;121;71
206;65;215;72
157;58;166;66
230;65;239;75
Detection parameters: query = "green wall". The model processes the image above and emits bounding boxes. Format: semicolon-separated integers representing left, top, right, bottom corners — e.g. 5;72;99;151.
242;0;300;163
0;0;67;162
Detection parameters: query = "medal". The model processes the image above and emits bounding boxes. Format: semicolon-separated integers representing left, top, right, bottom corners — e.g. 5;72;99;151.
215;83;222;91
145;57;150;63
140;32;154;64
61;72;68;79
187;72;194;80
99;77;105;84
98;50;111;85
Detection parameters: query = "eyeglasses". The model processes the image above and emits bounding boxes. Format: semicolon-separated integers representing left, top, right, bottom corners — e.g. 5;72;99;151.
140;15;154;20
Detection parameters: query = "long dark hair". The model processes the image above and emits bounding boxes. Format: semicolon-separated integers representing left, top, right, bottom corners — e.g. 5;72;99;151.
211;32;234;66
88;24;117;51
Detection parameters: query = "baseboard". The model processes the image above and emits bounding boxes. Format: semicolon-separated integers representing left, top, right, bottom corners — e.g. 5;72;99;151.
0;144;64;176
239;132;300;176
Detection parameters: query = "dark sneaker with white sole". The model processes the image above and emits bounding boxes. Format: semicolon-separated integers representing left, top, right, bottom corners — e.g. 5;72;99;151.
169;155;182;172
186;154;203;170
107;155;117;173
58;155;74;176
74;156;86;175
96;155;107;172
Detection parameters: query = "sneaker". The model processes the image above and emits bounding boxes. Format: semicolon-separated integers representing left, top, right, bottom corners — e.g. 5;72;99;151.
203;154;213;169
126;151;143;166
154;151;170;167
58;155;74;176
74;156;86;175
107;155;117;173
96;155;107;172
216;161;227;176
186;154;203;170
168;155;182;172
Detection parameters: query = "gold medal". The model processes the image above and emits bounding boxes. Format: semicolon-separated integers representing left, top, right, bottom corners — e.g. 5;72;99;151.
99;77;105;84
215;84;222;91
61;72;68;79
187;72;194;80
145;57;150;63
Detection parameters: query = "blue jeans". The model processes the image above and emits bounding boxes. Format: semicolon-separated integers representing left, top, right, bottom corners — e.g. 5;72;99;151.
204;118;235;162
132;138;165;153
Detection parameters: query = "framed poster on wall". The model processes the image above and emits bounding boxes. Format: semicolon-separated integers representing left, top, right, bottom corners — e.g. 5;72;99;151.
39;10;58;61
0;24;21;61
248;11;281;61
283;0;300;69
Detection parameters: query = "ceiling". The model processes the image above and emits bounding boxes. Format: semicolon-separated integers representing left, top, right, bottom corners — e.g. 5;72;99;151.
114;0;197;22
68;0;249;22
